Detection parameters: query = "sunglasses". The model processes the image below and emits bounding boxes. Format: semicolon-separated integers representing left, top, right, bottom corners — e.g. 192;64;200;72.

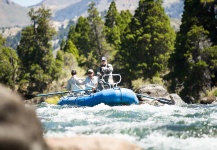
88;72;93;74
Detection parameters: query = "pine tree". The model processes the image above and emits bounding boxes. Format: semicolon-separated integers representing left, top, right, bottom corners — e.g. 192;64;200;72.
64;40;79;59
180;25;212;102
17;6;61;93
104;0;121;47
119;10;132;39
87;2;114;67
120;0;175;87
63;17;92;68
165;0;217;102
105;1;120;28
74;17;91;57
0;34;18;89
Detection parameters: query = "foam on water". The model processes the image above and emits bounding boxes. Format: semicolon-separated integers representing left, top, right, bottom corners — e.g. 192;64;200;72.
36;103;217;150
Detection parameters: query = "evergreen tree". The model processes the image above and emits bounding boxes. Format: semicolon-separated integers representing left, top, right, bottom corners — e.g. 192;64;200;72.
120;0;175;87
180;25;212;103
64;40;79;59
165;0;217;102
0;34;18;89
54;50;64;79
87;2;114;68
105;1;120;28
112;10;133;86
63;17;92;68
104;1;122;68
74;17;91;57
119;10;133;39
73;17;92;66
17;6;61;93
64;2;115;70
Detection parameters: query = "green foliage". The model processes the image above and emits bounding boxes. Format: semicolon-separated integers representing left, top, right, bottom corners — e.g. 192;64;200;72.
104;1;121;64
212;89;217;96
105;1;120;28
119;0;175;87
87;2;114;61
165;0;217;103
63;2;114;70
114;10;133;73
17;6;62;93
53;50;64;80
74;17;91;57
64;40;79;59
0;34;18;89
104;0;121;46
119;10;132;34
64;18;91;63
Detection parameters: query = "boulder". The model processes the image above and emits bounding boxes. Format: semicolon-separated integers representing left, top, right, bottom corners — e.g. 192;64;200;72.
200;96;217;104
45;136;142;150
137;84;185;105
136;84;169;97
169;93;186;105
0;85;49;150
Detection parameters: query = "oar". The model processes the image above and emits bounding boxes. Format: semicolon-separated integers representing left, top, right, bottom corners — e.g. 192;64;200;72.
23;88;92;99
136;94;175;105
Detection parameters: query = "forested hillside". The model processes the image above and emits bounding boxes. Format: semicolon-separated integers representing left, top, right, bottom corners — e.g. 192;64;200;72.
1;0;217;103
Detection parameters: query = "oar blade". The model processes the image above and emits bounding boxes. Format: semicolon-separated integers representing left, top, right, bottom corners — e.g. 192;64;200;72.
157;98;175;105
136;94;175;105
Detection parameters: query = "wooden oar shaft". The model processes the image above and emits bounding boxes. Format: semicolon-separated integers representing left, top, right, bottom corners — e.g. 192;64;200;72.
136;94;175;105
24;88;92;99
137;94;157;100
36;91;69;97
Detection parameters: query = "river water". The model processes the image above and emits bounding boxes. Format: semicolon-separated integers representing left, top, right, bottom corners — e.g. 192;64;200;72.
36;103;217;150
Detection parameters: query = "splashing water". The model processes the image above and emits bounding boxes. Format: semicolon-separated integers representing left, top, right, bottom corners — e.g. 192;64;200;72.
36;103;217;150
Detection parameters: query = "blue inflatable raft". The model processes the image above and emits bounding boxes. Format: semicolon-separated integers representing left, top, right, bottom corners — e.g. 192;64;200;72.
24;74;173;106
57;88;139;107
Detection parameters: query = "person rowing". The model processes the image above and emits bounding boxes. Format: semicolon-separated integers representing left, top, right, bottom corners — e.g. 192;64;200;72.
97;56;114;90
66;69;83;92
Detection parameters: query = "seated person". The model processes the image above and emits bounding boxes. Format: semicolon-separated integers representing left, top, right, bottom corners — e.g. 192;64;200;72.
66;69;83;93
84;69;98;93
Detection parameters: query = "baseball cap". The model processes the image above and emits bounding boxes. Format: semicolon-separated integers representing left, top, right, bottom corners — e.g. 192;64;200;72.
101;57;107;61
88;69;94;73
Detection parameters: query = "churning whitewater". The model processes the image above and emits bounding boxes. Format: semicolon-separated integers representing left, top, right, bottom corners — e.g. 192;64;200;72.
36;103;217;150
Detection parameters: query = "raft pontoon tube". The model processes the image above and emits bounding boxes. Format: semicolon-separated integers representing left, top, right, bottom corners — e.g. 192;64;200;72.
57;88;139;107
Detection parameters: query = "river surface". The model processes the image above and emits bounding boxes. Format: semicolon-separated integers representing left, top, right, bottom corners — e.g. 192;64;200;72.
36;103;217;150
